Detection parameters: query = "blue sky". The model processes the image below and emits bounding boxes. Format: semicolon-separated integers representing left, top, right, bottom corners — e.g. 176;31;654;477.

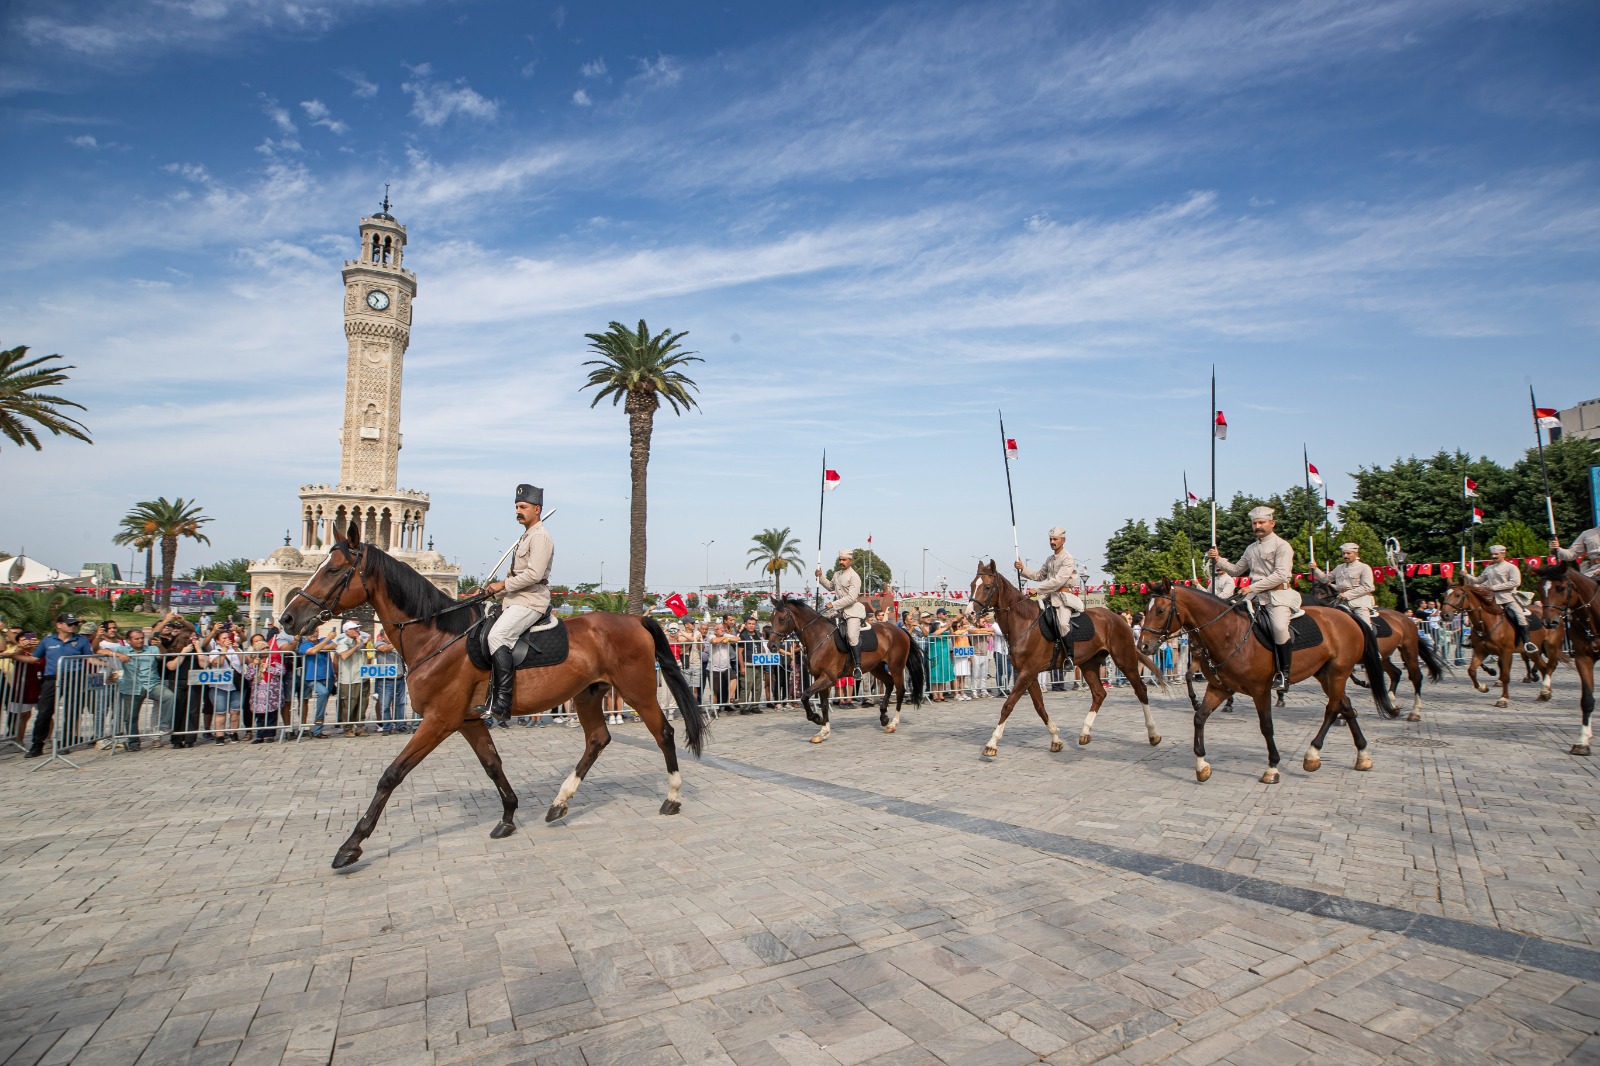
3;0;1597;593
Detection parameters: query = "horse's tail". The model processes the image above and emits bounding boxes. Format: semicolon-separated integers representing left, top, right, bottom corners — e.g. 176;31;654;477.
643;617;708;757
1137;647;1170;695
1362;623;1399;718
905;630;926;706
1416;630;1447;683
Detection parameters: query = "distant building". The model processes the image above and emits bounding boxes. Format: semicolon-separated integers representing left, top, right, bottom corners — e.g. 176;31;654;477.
1551;397;1600;442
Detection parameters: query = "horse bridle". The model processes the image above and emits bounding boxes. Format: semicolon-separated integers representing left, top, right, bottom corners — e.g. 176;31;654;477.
287;542;367;623
1141;585;1251;671
969;573;1042;643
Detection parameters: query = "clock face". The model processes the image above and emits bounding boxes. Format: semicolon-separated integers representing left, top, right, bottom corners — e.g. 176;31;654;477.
366;290;390;311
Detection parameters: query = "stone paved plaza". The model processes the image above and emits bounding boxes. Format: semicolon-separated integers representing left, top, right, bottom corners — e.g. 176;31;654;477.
2;674;1598;1065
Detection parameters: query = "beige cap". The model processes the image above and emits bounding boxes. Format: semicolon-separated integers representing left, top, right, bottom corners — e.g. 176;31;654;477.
1339;542;1360;553
1247;505;1276;521
1048;526;1066;538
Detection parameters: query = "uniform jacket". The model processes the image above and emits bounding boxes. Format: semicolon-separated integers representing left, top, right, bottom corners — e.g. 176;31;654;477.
1217;534;1301;609
1557;527;1600;575
818;567;867;619
1467;560;1521;604
1314;560;1376;607
503;521;555;612
1021;549;1083;610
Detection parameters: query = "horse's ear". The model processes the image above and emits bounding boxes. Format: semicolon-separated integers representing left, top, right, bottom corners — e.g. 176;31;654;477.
1158;578;1173;593
347;520;362;546
988;559;997;570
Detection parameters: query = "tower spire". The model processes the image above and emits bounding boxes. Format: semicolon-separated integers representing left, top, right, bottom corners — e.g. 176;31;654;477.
381;183;391;215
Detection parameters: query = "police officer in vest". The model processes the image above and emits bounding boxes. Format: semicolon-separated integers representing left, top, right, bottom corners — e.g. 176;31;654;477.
1552;526;1600;579
1313;542;1377;631
1465;544;1537;654
1207;505;1300;693
1017;526;1085;670
815;549;867;679
480;484;554;723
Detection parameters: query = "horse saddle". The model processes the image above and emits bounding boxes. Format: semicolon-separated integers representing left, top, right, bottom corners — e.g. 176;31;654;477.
1334;604;1392;639
833;624;878;655
1503;605;1548;632
1038;609;1095;646
466;603;569;671
1250;609;1324;651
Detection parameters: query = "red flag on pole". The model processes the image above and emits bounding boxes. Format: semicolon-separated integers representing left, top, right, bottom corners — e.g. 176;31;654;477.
1535;407;1560;428
1464;477;1478;498
664;593;688;617
1471;507;1483;525
1213;411;1228;440
823;469;841;491
1004;438;1018;459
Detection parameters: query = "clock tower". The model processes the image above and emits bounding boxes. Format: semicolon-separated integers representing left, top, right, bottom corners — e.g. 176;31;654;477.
247;195;459;629
340;196;415;491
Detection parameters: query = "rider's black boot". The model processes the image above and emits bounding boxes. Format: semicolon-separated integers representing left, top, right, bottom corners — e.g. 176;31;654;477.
1514;619;1537;655
849;644;863;681
1057;639;1075;673
484;647;516;725
1272;640;1293;693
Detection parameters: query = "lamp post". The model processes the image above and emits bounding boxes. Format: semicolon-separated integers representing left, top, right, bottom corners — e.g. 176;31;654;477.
701;540;714;588
922;547;929;592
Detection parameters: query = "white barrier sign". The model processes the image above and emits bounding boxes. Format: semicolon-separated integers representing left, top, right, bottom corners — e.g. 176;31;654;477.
749;653;783;666
952;646;974;658
360;663;399;679
191;668;234;687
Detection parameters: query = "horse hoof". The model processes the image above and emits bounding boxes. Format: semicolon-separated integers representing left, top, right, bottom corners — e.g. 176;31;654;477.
1149;734;1162;746
489;821;517;839
884;724;896;734
660;799;681;815
810;734;826;744
1537;692;1551;703
1303;754;1321;773
1494;698;1509;708
1077;734;1091;746
331;847;362;870
1355;753;1373;771
544;803;567;823
1196;765;1212;783
1051;740;1065;752
1572;745;1592;757
1474;683;1489;694
1406;712;1422;722
983;746;998;758
1260;770;1280;784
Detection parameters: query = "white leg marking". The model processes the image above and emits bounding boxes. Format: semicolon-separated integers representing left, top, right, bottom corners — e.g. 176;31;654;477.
553;771;582;807
986;721;1007;750
1079;709;1097;739
666;770;681;803
1581;723;1594;746
1141;701;1159;740
1195;754;1209;774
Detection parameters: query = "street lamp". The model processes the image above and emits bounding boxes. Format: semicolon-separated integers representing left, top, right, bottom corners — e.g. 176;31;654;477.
701;539;714;588
922;547;929;591
1385;537;1408;610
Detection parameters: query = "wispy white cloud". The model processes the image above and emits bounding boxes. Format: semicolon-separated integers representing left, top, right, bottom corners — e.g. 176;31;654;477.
633;54;683;88
339;68;379;98
300;98;348;134
571;88;592;107
401;63;498;126
67;133;99;149
580;57;607;78
258;92;297;135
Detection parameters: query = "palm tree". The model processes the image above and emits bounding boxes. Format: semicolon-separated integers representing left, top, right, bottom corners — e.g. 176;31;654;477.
580;590;632;613
116;498;213;613
0;345;92;451
747;527;803;598
0;589;104;634
580;319;702;615
112;515;158;590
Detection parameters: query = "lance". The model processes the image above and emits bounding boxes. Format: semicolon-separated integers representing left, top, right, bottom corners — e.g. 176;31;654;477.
1530;385;1558;538
1184;471;1198;584
999;411;1023;588
1209;367;1219;581
814;450;827;604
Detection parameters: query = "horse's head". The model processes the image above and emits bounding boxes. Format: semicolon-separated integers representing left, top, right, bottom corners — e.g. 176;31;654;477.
768;599;799;649
968;560;1003;619
279;521;371;636
1137;579;1178;656
1440;585;1468;620
1537;562;1584;614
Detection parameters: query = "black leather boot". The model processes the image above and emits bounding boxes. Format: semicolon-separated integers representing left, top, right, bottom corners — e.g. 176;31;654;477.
487;647;516;724
1272;640;1292;693
1514;619;1537;655
849;644;863;681
1057;639;1075;672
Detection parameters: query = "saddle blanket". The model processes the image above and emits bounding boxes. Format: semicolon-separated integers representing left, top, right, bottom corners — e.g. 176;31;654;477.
467;605;569;671
1249;609;1325;652
832;624;879;655
1039;609;1095;646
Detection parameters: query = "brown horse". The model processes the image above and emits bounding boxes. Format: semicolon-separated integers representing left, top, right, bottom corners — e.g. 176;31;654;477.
1138;581;1395;783
278;523;708;869
1306;579;1447;722
967;562;1167;757
1534;562;1598;755
766;597;925;743
1441;583;1556;708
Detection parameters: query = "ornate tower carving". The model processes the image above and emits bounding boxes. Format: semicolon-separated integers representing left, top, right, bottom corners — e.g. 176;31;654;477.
339;196;416;491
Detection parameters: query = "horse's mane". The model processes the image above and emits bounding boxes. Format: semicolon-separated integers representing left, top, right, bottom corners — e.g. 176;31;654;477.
365;545;481;635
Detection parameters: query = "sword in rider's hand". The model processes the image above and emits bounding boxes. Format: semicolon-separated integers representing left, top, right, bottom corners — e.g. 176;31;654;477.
483;509;555;598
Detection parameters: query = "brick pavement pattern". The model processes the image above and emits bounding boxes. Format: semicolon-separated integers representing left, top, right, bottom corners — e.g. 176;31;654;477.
1;674;1598;1064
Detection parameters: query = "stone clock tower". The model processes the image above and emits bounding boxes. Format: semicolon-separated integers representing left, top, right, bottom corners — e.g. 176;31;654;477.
248;196;459;628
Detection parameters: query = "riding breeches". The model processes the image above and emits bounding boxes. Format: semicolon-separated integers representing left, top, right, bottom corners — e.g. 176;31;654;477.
1053;605;1074;639
1499;599;1529;626
842;616;861;647
1253;600;1292;643
1344;596;1377;627
488;605;538;653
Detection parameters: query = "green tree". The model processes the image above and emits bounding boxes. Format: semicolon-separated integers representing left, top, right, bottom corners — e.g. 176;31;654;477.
580;590;631;613
213;597;239;621
580;319;702;615
746;527;804;597
184;557;252;586
1103;519;1152;576
825;548;893;593
0;345;92;452
685;592;700;609
0;589;105;633
1487;519;1545;590
116;498;213;613
1492;436;1600;542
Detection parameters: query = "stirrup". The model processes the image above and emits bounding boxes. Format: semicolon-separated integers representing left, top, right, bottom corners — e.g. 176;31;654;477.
1273;670;1290;693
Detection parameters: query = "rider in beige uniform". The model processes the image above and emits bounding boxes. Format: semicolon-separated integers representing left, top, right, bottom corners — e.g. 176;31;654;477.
1553;527;1600;579
1207;505;1300;692
481;483;554;723
1313;542;1377;631
815;549;867;679
1206;567;1236;600
1017;526;1084;669
1465;544;1537;654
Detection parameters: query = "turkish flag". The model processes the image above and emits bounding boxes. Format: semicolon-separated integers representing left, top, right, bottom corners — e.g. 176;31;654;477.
1441;562;1455;579
1419;563;1434;576
664;593;688;618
